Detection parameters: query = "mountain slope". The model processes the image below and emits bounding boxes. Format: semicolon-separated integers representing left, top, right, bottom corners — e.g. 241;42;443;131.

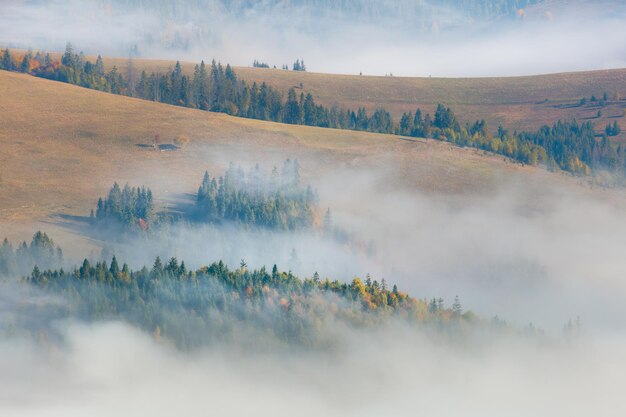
12;49;626;139
0;69;606;254
100;56;626;139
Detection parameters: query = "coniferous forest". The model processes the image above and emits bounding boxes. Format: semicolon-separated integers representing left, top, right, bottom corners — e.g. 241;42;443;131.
24;255;477;350
0;161;481;350
94;183;156;230
1;46;622;176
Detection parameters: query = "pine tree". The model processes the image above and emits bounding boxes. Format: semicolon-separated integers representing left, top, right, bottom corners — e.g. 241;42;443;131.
452;295;462;316
284;88;301;124
1;49;15;71
62;42;75;67
399;112;414;136
94;55;104;77
323;208;332;234
303;93;316;125
20;51;32;73
110;256;120;276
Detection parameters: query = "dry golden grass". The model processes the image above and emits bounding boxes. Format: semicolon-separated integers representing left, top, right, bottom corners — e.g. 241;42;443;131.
0;70;614;255
99;55;626;137
16;50;626;138
174;134;190;147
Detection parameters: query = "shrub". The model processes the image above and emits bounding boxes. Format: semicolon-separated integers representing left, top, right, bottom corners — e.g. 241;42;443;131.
174;134;190;147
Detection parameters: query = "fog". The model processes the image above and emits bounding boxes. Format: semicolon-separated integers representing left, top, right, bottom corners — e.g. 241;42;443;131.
318;170;626;333
3;154;626;414
82;161;626;335
1;0;626;76
0;320;624;416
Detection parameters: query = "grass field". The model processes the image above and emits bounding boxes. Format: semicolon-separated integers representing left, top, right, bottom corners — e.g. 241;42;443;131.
2;69;604;256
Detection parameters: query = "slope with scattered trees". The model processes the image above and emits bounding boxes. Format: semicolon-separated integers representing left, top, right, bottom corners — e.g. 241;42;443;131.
2;46;621;176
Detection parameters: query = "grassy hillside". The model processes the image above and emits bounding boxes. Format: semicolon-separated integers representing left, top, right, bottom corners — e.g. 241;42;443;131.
11;49;626;138
0;69;593;255
94;56;626;138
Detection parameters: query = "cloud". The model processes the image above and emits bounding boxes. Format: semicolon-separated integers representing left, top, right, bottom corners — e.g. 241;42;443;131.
1;139;626;416
64;155;626;336
0;319;625;417
1;0;625;76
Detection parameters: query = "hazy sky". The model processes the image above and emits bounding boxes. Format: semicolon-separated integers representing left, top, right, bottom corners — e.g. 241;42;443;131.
1;0;625;76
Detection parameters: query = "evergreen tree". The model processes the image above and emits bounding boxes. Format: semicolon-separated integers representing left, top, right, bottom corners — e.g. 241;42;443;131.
284;88;301;124
452;295;462;316
61;42;75;67
1;49;16;70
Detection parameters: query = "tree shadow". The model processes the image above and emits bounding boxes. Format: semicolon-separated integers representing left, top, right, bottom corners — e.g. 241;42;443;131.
135;143;180;151
43;213;96;238
45;212;145;244
164;192;198;220
551;103;581;109
46;192;200;244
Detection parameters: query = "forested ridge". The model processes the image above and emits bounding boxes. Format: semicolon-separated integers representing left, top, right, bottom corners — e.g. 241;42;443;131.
0;232;478;350
1;46;621;175
24;254;475;349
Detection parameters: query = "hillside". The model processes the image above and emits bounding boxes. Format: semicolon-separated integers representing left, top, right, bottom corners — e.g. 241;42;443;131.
97;56;626;141
0;69;598;256
11;49;626;140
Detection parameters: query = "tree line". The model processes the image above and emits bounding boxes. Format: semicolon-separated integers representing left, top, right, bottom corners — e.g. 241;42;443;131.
26;254;474;349
2;45;621;175
253;59;306;71
398;105;626;174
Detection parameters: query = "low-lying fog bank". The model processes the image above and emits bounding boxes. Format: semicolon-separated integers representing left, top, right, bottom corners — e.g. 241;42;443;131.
85;163;626;335
0;320;624;417
3;155;626;415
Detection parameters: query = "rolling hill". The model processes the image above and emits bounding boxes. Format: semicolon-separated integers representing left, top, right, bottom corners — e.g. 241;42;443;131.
0;69;600;256
10;49;626;140
79;54;626;141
